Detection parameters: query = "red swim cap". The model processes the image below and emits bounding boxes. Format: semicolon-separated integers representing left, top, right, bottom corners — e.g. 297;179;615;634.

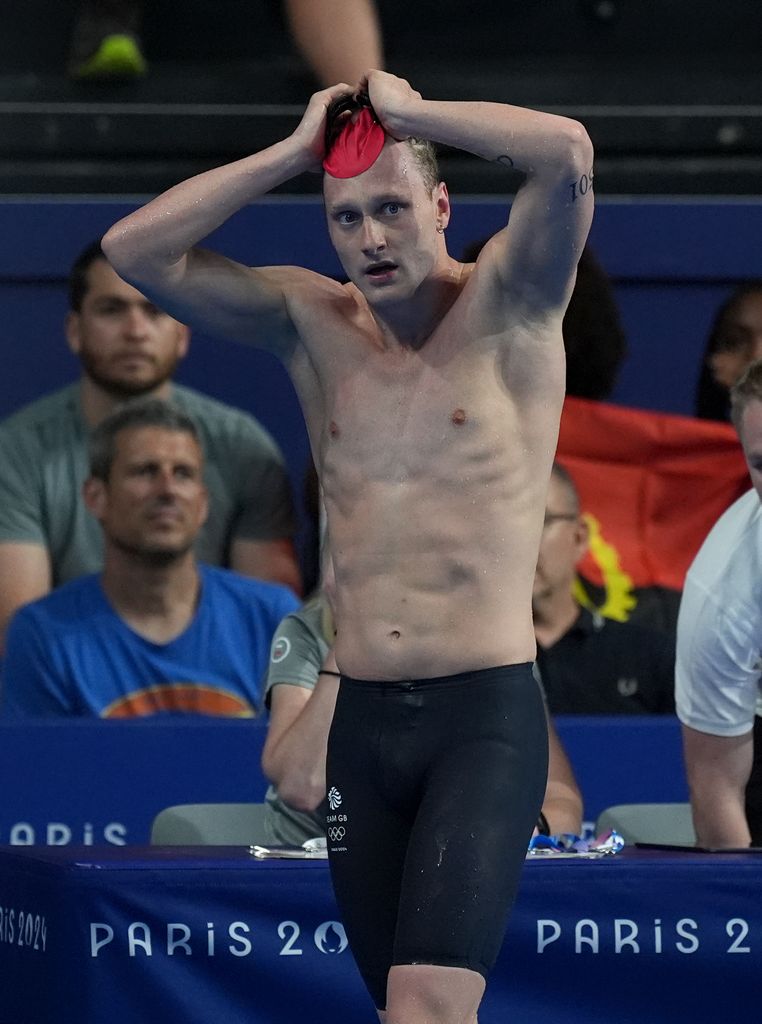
323;107;386;178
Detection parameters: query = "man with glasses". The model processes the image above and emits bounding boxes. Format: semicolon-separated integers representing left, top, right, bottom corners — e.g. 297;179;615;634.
534;462;675;714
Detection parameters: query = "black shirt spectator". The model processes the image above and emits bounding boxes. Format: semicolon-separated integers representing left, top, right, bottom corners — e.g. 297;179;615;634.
536;606;675;715
533;462;675;715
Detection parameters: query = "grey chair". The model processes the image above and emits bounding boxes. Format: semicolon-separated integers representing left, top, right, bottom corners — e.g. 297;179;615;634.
595;802;696;846
150;802;269;845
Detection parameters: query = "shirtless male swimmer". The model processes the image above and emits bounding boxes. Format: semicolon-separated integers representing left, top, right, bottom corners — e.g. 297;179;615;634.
103;69;594;1024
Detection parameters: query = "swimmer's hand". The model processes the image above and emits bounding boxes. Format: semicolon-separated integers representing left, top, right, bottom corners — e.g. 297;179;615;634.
293;83;354;170
362;70;423;140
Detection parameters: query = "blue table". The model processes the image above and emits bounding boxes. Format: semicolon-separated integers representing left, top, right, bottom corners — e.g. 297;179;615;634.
0;716;688;849
0;844;757;1023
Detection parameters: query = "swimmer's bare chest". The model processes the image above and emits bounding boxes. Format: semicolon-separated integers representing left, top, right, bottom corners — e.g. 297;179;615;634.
290;282;563;531
321;337;515;485
293;311;561;677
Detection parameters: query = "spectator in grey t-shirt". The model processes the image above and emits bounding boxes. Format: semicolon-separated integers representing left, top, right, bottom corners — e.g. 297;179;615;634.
261;587;337;846
0;241;301;648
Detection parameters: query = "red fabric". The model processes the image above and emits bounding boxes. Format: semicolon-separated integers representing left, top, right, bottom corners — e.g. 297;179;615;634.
557;397;750;591
323;107;386;178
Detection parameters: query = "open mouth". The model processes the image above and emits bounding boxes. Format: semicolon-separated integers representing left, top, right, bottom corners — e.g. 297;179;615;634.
365;261;398;280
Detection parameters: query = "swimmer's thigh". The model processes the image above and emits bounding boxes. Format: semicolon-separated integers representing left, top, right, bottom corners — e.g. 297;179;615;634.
326;683;410;1010
393;671;548;976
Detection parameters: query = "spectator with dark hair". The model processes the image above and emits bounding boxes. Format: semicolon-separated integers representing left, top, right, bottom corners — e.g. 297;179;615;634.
0;399;299;718
461;241;627;400
0;240;300;650
695;281;762;422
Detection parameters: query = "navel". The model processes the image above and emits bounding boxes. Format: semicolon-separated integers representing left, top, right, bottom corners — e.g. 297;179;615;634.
451;408;467;425
329;420;340;438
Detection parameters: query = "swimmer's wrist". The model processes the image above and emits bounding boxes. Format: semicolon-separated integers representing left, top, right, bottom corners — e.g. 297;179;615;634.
380;97;426;141
278;135;321;175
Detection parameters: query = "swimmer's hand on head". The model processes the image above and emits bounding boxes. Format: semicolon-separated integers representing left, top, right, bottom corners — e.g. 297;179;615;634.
290;70;419;176
360;69;423;141
292;81;355;171
319;70;423;177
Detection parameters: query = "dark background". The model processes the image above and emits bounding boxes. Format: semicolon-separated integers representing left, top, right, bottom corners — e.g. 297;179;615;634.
1;0;761;194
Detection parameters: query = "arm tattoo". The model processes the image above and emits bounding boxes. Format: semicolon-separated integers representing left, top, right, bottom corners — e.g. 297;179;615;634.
496;153;515;169
569;167;594;203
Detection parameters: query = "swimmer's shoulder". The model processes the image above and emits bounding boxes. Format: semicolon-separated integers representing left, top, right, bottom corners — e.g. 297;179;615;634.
280;266;365;306
283;270;372;342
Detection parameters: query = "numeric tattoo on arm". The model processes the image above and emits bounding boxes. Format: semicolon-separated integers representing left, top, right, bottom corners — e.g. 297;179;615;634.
569;167;594;203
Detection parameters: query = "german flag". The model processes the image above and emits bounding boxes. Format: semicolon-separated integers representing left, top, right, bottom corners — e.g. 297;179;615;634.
557;397;750;631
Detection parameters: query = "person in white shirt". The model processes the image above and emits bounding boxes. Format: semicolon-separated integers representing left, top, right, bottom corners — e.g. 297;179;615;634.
676;358;762;848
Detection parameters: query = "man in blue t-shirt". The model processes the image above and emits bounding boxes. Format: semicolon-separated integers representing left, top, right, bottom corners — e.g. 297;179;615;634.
0;399;299;718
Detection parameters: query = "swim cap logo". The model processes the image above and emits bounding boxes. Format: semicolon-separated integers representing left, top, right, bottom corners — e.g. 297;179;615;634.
327;787;342;811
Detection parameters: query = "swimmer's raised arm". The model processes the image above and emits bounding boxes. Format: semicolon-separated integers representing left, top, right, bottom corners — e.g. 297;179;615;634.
102;82;351;358
365;69;594;317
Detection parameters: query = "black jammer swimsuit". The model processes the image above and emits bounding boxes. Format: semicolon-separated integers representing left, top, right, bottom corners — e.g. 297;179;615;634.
325;662;548;1011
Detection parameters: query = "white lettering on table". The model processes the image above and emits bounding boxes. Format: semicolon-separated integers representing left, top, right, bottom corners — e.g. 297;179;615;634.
4;822;127;846
537;916;752;954
89;921;253;958
0;906;47;952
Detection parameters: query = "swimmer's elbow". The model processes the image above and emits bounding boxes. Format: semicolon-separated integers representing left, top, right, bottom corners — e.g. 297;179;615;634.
561;121;594;171
101;222;142;277
102;221;181;288
525;118;593;184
